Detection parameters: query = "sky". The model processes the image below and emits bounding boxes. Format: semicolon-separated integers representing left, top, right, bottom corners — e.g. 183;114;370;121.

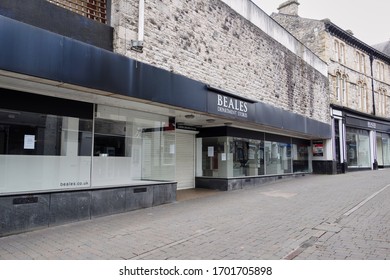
252;0;389;46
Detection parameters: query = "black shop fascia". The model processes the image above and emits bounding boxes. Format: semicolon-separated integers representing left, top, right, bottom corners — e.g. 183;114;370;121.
206;85;256;122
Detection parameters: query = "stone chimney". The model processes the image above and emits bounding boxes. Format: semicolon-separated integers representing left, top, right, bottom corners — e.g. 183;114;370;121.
277;0;300;16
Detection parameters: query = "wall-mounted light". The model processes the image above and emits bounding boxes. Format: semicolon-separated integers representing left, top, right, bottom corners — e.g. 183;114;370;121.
206;119;215;123
131;40;143;53
185;114;195;119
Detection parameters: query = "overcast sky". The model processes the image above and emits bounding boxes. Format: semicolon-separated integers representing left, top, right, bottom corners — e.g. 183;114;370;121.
252;0;389;46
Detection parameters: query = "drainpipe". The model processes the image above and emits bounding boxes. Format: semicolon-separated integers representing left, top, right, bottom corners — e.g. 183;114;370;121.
131;0;144;52
370;54;376;115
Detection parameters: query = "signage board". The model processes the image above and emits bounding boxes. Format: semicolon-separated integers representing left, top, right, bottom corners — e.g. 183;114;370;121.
207;92;255;121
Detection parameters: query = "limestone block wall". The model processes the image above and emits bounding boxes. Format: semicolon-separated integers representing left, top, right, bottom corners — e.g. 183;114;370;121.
271;14;328;62
110;0;330;124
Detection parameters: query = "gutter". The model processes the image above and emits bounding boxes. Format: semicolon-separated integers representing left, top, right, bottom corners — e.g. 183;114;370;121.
131;0;144;52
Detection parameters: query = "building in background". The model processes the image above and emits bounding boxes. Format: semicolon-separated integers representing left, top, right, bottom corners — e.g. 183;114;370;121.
272;0;390;173
373;40;390;57
0;0;331;235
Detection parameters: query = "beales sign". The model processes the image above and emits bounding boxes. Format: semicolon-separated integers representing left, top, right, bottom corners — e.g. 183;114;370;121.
208;92;255;121
217;94;248;118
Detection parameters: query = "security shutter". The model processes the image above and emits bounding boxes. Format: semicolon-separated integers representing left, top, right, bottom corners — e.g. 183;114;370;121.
176;131;195;189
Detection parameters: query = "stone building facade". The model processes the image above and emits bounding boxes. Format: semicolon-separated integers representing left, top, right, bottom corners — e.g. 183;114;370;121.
111;0;329;123
273;0;390;172
0;0;331;235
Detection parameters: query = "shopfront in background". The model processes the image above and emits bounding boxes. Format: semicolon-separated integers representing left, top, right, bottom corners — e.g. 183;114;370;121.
346;115;390;170
333;105;390;172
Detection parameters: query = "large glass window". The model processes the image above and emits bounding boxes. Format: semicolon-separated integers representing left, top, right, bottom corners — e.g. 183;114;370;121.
231;138;263;177
0;109;93;194
292;139;310;172
264;141;292;175
200;134;306;178
377;133;390;167
383;134;390;166
201;137;228;178
346;128;370;168
92;105;175;186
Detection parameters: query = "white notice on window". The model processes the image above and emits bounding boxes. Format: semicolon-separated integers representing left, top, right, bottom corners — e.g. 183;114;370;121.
24;135;35;149
208;146;214;157
170;144;175;154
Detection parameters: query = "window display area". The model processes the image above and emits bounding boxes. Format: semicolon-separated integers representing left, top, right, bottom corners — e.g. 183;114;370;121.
0;100;175;194
198;129;311;179
93;105;175;187
346;128;371;168
376;133;390;167
0;92;177;236
0;108;93;194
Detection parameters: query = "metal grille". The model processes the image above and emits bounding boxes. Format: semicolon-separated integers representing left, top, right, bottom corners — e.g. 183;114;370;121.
48;0;107;24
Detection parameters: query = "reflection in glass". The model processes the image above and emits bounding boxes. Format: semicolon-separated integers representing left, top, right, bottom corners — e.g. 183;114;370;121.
92;105;175;186
265;141;292;175
200;135;307;178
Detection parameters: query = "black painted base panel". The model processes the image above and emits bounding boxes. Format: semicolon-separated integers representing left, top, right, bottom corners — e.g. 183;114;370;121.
0;183;176;237
195;174;307;191
312;161;338;175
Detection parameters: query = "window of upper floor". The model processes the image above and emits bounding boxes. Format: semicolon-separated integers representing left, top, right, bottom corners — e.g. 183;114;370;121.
333;40;346;64
377;89;387;116
376;62;386;82
357;81;368;113
47;0;108;24
355;51;366;75
335;72;348;105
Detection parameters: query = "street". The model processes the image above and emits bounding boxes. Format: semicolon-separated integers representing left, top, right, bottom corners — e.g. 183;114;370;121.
0;170;389;260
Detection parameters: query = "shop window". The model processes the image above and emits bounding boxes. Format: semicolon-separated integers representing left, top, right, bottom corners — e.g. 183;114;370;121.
346;128;370;168
264;141;292;175
292;139;310;173
201;137;264;178
201;137;227;177
94;119;126;157
231;138;263;177
0;109;93;194
376;133;390;167
92;105;175;186
199;134;308;178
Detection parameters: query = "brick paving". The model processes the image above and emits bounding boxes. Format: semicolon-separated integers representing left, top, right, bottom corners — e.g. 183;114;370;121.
0;170;389;260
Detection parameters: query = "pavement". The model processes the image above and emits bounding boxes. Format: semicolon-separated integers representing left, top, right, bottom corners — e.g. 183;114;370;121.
0;169;389;260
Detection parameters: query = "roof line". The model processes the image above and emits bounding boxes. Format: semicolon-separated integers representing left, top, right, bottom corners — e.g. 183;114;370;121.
323;20;390;63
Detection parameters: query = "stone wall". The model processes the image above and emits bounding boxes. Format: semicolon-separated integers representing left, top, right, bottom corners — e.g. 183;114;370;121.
110;0;330;124
271;14;327;62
